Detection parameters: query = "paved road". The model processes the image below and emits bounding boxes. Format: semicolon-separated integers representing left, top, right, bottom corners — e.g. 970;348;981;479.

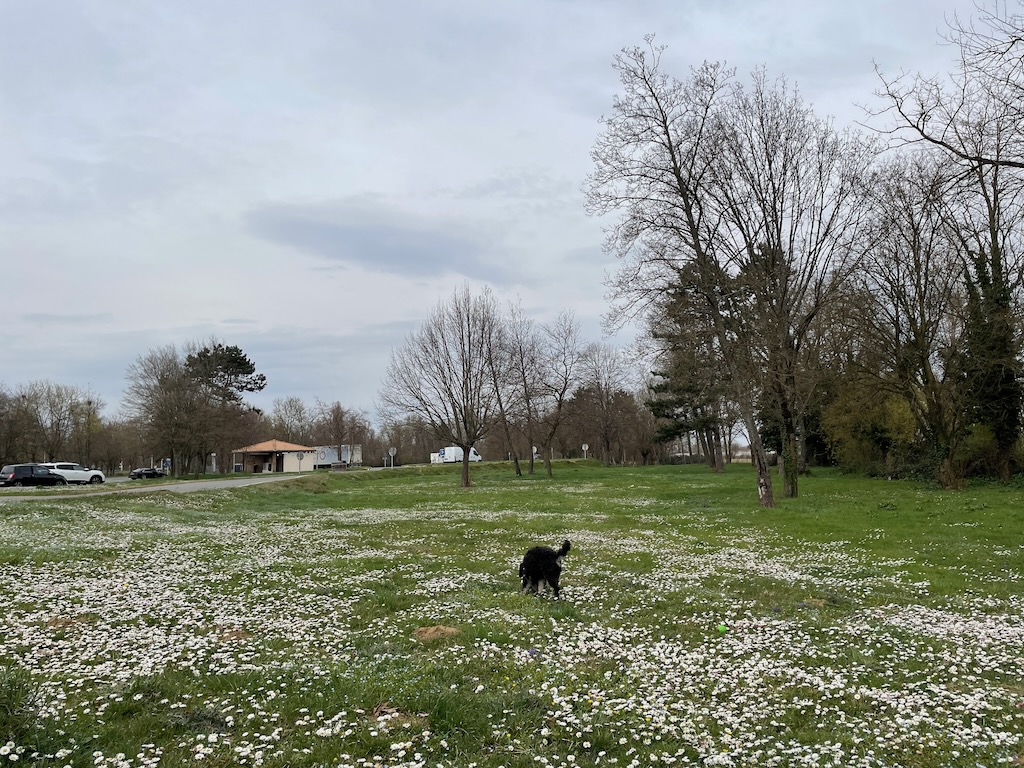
0;474;307;504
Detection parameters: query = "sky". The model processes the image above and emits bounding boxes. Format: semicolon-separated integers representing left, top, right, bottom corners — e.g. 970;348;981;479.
0;0;978;423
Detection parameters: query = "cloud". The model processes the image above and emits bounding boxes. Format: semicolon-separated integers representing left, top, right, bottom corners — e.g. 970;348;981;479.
246;200;516;284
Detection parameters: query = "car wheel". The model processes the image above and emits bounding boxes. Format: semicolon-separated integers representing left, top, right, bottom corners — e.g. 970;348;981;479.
12;480;23;487
56;478;67;486
90;475;103;484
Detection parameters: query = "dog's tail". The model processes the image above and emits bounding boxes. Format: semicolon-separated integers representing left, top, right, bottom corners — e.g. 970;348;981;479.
558;539;571;557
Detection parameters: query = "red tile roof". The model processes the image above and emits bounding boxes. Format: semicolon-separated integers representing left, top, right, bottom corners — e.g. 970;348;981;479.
232;439;317;453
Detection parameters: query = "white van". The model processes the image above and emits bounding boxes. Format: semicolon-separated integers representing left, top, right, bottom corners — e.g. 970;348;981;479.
437;446;483;463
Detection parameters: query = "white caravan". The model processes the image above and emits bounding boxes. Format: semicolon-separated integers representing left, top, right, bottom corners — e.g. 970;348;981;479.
436;446;483;463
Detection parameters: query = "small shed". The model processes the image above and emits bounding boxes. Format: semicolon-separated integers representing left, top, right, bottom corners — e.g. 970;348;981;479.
232;439;316;474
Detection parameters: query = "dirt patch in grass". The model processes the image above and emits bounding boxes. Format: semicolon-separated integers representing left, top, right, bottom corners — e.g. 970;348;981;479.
412;625;460;644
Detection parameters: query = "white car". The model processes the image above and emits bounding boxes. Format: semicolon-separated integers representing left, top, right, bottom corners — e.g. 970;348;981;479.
40;462;105;485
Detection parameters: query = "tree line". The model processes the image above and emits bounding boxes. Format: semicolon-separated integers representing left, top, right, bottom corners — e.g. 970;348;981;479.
0;341;367;476
377;286;671;486
584;6;1024;505
1;329;675;476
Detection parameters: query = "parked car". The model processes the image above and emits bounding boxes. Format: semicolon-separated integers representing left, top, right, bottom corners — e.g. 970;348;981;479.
40;461;105;484
128;467;166;479
0;463;68;487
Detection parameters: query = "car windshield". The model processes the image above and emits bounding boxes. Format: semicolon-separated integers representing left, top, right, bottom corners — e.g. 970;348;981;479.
0;466;13;474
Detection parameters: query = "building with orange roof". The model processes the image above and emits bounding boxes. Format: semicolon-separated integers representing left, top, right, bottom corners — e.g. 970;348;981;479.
231;439;316;474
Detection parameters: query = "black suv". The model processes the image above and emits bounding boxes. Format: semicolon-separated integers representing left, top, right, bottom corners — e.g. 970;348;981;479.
0;463;68;487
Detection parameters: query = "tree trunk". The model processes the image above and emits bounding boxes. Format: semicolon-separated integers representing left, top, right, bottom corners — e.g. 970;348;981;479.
777;381;799;498
712;427;725;473
696;429;710;466
797;420;808;475
938;455;965;490
753;440;775;507
461;454;471;487
740;403;775;508
781;431;798;497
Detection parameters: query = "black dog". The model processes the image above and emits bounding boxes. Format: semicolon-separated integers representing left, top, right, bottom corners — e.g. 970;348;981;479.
519;540;571;597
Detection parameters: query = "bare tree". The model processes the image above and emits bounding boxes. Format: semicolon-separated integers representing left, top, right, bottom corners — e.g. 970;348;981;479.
69;394;104;466
875;2;1024;170
853;154;971;486
378;285;501;487
578;342;635;464
123;345;200;475
15;381;93;462
506;304;544;475
311;400;372;460
586;44;777;504
1;386;42;462
271;397;314;444
534;312;584;478
709;69;875;497
876;5;1024;482
587;41;872;504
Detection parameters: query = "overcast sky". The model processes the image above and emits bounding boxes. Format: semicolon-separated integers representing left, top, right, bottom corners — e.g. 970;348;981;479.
0;0;976;422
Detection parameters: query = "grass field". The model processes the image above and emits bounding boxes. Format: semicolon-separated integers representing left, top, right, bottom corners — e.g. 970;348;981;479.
0;462;1021;767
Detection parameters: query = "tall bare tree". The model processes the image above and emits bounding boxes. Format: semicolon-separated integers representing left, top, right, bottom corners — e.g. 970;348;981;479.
585;44;766;495
587;40;873;504
506;304;544;475
378;285;501;487
578;342;635;465
875;2;1024;170
482;302;526;476
124;345;204;474
534;312;584;478
311;399;372;458
852;154;972;486
710;69;875;496
271;397;314;444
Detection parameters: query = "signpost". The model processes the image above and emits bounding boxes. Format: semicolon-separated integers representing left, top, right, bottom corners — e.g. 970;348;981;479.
582;443;589;460
388;447;397;468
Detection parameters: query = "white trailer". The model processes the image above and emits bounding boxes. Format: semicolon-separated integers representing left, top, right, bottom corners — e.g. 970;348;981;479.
437;446;482;463
315;444;363;469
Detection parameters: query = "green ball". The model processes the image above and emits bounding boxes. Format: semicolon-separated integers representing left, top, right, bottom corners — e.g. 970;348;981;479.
717;624;728;633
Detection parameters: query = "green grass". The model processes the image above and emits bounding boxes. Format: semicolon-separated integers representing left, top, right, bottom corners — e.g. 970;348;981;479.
0;462;1021;767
